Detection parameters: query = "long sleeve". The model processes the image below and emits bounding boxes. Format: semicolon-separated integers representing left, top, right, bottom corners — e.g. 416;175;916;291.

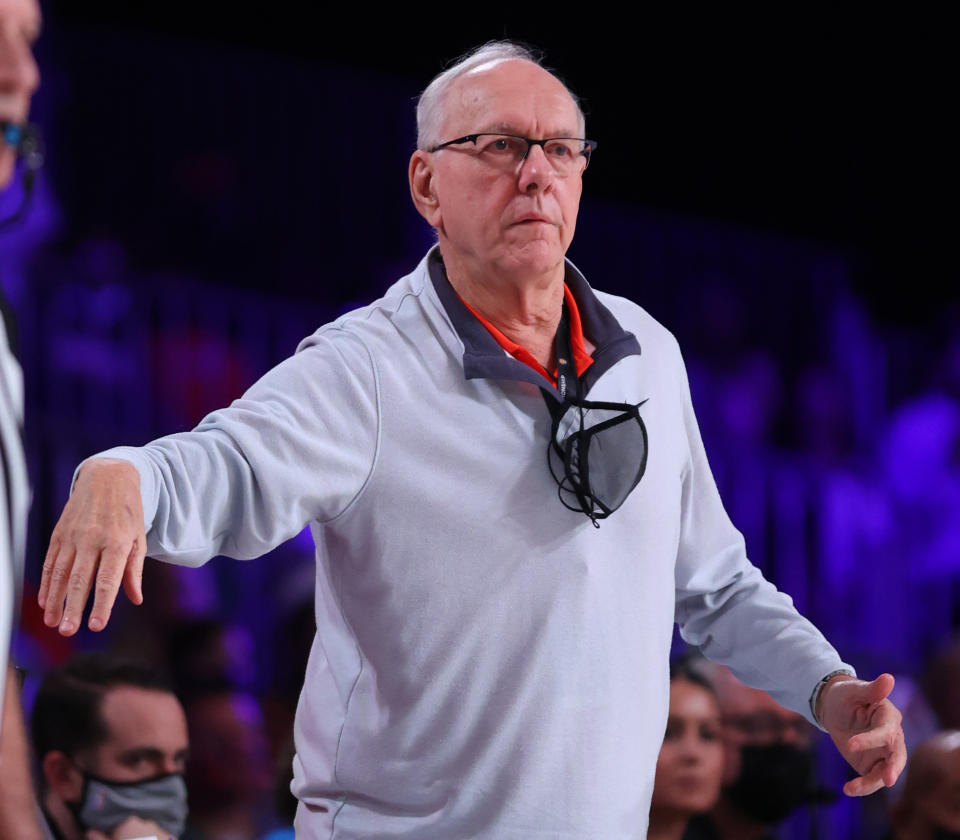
89;326;380;566
671;341;852;724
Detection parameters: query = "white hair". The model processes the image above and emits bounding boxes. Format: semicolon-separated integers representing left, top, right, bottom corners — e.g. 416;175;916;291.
415;41;586;150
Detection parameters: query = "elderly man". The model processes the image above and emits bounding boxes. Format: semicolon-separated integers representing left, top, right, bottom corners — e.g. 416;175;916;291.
1;0;43;837
39;43;904;838
33;653;189;840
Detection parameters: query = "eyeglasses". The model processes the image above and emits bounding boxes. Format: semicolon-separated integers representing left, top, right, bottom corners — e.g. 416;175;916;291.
429;133;597;175
547;397;649;524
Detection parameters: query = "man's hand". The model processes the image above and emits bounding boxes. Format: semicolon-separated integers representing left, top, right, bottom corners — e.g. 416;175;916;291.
816;672;907;796
39;458;146;636
86;815;176;840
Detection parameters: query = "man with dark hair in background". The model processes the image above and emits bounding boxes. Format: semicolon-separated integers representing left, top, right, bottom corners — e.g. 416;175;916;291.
32;653;190;840
1;0;42;836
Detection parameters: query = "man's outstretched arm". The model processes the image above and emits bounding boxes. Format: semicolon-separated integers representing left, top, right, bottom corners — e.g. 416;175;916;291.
38;330;380;637
816;672;907;796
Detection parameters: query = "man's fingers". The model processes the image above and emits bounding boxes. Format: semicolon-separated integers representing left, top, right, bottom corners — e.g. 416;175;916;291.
842;758;887;797
42;544;75;628
87;544;131;632
844;728;906;795
863;673;895;705
847;718;898;753
58;546;100;636
38;534;61;610
39;459;145;635
843;775;885;797
883;730;908;786
120;534;146;607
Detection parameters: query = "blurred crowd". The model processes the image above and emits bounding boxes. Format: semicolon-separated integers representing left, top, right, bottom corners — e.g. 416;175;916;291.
23;634;960;838
649;653;960;840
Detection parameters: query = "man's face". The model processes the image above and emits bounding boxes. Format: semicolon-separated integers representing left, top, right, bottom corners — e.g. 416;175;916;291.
0;0;41;187
711;668;812;786
82;686;190;782
419;58;584;283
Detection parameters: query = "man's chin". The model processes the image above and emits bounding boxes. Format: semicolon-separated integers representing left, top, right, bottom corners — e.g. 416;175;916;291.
500;241;566;277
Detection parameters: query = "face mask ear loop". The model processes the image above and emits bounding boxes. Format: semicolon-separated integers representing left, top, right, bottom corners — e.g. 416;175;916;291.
64;757;93;833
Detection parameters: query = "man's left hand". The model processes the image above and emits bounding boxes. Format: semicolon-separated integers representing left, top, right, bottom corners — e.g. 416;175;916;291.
817;672;906;796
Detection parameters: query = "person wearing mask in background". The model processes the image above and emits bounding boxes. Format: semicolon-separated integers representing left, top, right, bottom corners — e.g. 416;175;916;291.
0;0;42;837
648;660;724;840
889;731;960;840
683;662;823;840
32;653;190;840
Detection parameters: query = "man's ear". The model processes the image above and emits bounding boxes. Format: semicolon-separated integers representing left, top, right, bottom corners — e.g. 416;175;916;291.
42;751;84;802
408;150;442;230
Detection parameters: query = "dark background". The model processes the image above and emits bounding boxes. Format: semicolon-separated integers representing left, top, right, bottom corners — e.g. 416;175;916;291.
39;4;955;324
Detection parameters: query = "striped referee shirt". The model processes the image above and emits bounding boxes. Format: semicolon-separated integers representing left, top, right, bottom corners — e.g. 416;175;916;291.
0;305;29;728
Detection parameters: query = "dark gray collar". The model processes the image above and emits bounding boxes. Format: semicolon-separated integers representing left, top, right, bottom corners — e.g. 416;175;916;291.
428;249;641;399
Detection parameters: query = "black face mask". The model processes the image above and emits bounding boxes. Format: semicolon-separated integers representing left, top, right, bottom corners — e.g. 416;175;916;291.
724;743;817;824
546;304;648;525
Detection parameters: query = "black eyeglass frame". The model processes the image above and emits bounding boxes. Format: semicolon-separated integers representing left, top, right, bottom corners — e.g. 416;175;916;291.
429;133;598;170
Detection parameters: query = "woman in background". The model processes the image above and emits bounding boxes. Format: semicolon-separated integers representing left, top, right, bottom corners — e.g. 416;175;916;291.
648;660;724;840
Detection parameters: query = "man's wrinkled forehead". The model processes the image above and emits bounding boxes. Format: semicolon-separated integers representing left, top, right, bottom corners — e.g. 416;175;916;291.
443;58;581;137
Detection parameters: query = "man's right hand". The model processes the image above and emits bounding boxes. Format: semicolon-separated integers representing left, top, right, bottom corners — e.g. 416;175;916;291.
39;458;146;636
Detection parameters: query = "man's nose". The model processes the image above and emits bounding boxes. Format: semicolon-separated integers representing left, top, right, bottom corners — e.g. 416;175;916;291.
517;143;556;192
677;733;705;762
160;755;181;775
0;32;41;100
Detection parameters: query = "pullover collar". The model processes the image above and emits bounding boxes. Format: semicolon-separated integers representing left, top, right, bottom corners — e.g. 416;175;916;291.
428;249;641;399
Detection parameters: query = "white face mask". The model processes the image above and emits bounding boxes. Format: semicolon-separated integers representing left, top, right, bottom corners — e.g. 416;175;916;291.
69;770;189;837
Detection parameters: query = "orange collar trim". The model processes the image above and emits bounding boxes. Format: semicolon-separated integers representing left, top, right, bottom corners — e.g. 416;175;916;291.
458;284;595;385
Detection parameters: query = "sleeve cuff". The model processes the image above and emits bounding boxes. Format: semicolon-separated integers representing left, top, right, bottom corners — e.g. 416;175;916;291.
71;447;158;531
